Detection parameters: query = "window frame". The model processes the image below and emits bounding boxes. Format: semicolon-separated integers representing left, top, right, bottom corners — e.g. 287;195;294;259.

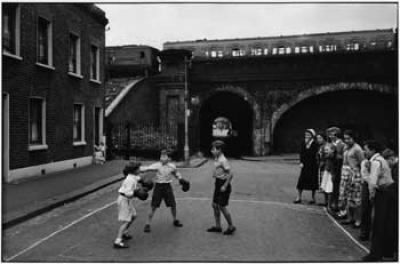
89;44;100;83
28;97;48;151
2;4;21;60
73;103;86;146
68;32;82;77
36;16;54;69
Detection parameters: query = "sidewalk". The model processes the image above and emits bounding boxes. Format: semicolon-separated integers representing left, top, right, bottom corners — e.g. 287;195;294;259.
241;154;299;161
2;157;207;228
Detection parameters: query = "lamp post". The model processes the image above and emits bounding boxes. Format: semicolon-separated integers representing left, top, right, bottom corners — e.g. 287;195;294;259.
184;55;191;163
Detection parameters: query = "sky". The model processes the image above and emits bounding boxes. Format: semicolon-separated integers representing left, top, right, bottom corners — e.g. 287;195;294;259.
97;2;398;50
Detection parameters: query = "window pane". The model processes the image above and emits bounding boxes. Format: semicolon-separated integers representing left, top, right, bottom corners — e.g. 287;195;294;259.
2;5;16;54
90;46;98;79
69;34;78;73
73;105;82;141
38;18;49;64
30;99;42;144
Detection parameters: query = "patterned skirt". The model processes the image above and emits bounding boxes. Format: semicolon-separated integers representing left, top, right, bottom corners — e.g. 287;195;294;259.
338;165;362;208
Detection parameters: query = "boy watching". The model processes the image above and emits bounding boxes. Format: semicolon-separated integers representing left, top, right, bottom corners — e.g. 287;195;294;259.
207;140;236;235
113;161;143;249
140;149;184;233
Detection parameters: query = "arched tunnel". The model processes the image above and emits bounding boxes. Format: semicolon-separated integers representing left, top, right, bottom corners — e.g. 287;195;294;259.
199;92;253;157
273;89;398;153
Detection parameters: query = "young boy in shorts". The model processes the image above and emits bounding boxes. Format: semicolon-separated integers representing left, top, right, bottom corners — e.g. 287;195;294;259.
140;149;184;233
113;161;143;249
207;140;236;235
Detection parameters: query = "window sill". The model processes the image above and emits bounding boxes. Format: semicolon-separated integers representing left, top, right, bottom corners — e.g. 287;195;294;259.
90;79;101;85
73;141;87;146
3;52;23;61
28;144;48;151
36;62;55;71
68;72;83;79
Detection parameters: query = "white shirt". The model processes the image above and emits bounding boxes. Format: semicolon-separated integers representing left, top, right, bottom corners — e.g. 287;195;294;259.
118;174;141;197
142;162;181;183
213;154;231;180
368;153;393;197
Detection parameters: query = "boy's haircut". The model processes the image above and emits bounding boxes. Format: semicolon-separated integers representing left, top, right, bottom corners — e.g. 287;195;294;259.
160;149;171;156
212;140;225;151
363;140;383;153
382;148;395;159
343;129;355;139
123;161;142;176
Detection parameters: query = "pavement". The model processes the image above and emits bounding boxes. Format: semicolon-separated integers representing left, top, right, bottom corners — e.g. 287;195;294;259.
2;158;373;262
2;157;207;229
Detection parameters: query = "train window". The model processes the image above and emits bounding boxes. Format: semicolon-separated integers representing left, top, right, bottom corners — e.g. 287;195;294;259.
272;48;278;55
319;46;324;52
205;51;210;57
263;48;268;55
387;41;392;48
309;46;314;53
346;43;359;51
300;46;308;53
232;48;239;57
286;47;291;54
251;48;262;56
370;42;376;47
278;47;285;55
354;43;359;50
217;50;224;57
295;47;300;53
210;50;217;58
239;49;246;56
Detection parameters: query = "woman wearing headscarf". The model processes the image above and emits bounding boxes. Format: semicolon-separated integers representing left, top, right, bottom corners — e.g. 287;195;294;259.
294;129;320;204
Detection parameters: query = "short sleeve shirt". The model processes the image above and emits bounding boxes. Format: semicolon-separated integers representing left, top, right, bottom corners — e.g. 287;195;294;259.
213;154;231;180
146;162;180;183
118;174;140;197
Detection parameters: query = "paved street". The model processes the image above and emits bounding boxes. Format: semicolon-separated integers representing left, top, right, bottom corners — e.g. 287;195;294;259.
3;159;368;262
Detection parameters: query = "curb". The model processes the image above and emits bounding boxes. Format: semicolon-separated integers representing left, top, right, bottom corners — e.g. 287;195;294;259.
240;157;299;162
3;173;124;229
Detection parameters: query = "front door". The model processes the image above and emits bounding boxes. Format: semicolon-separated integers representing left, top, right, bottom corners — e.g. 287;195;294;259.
3;93;9;182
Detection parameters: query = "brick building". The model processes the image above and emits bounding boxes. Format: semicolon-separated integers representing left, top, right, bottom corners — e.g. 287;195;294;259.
2;3;108;182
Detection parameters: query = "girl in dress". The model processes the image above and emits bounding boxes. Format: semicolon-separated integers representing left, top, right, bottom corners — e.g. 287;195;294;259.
319;143;335;210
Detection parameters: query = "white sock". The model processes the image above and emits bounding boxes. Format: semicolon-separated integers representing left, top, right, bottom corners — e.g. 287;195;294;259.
115;238;122;243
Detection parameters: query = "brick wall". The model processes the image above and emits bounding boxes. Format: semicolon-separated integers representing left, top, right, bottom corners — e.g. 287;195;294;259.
2;4;107;170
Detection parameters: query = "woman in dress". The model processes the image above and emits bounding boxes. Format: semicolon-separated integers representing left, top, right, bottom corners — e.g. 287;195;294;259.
294;129;320;204
319;143;336;210
338;130;365;227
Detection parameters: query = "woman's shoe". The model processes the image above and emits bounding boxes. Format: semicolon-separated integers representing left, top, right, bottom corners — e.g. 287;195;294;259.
308;200;316;205
341;219;355;225
293;199;302;204
113;241;129;249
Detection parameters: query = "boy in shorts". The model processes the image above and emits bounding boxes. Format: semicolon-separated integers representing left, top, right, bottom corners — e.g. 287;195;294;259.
140;149;184;233
207;140;236;235
113;161;143;249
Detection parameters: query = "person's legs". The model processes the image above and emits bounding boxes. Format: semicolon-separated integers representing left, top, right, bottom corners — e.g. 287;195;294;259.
294;189;303;203
353;206;362;226
220;206;233;227
144;207;157;232
360;182;371;239
311;190;316;202
212;203;222;229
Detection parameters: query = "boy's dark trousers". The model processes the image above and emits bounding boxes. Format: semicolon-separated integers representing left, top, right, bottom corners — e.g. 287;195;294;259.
331;159;343;210
369;183;396;259
360;181;372;238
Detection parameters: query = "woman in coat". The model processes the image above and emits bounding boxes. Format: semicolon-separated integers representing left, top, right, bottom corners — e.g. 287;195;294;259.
294;129;320;204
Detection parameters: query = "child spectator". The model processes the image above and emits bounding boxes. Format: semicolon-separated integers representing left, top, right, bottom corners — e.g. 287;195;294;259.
319;143;335;210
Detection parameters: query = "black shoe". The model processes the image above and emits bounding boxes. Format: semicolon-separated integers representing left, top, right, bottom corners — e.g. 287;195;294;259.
173;220;183;227
113;241;129;249
144;224;151;233
341;220;355;225
359;234;369;241
122;233;132;240
362;254;381;262
308;200;316;205
293;199;302;204
207;226;222;233
223;226;236;235
317;202;328;206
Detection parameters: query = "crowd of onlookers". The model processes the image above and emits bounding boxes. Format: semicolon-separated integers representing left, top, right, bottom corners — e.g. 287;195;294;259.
294;127;398;262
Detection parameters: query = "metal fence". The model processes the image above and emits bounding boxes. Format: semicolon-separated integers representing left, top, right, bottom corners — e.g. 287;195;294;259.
106;121;183;160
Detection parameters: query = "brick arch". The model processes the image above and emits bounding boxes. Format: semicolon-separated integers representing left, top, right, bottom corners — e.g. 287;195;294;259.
199;84;260;124
270;82;394;142
197;84;263;155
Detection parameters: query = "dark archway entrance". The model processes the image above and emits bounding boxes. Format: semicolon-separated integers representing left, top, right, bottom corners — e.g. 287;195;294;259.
200;92;253;157
273;90;398;153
